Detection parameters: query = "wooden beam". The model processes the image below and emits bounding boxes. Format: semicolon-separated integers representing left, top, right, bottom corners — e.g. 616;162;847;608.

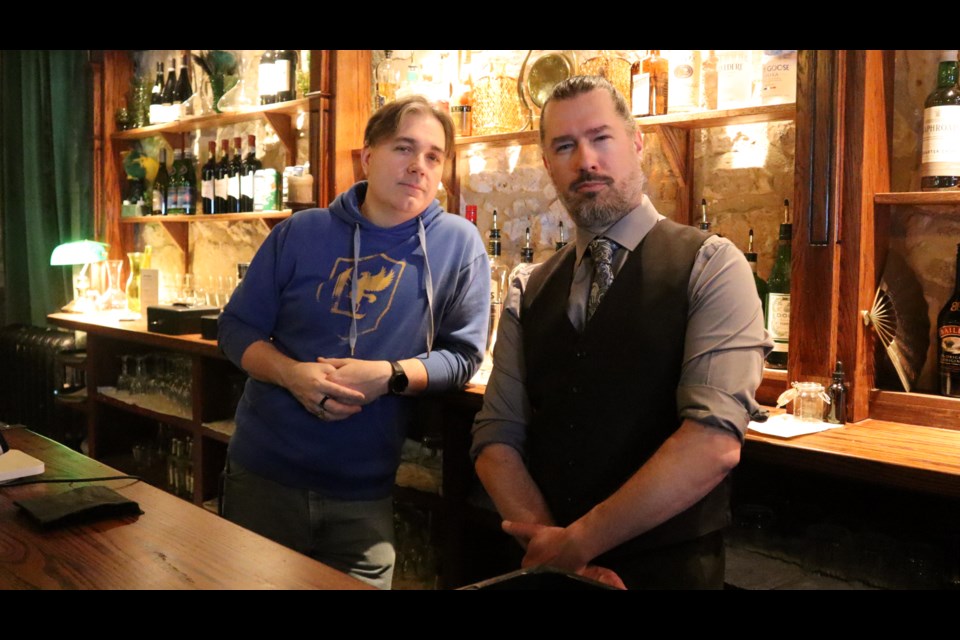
331;50;372;198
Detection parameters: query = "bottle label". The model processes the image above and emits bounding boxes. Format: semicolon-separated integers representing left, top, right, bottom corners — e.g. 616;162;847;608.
181;186;193;213
765;292;790;351
152;189;163;214
259;62;276;97
921;105;960;177
631;72;650;117
202;179;214;200
167;189;179;212
717;51;753;109
215;177;228;199
275;60;292;94
241;174;255;200
228;175;241;199
761;50;797;105
939;324;960;371
667;51;700;113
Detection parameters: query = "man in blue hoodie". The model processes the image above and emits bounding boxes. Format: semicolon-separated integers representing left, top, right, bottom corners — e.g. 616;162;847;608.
218;96;490;589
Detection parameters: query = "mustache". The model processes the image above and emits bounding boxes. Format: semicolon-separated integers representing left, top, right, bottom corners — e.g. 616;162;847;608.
570;172;614;191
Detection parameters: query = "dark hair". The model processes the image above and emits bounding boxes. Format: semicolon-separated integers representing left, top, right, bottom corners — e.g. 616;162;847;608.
539;75;636;146
364;96;456;159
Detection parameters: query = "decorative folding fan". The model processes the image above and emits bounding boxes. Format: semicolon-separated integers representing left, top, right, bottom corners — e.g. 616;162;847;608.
861;251;930;392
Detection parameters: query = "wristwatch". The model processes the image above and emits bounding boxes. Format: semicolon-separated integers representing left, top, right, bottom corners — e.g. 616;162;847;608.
387;361;408;395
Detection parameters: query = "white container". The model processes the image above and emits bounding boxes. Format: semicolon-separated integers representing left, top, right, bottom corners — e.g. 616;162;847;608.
761;50;798;105
716;50;754;109
666;50;701;113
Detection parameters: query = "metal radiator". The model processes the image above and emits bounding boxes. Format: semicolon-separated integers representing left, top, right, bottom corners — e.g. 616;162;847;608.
0;324;79;446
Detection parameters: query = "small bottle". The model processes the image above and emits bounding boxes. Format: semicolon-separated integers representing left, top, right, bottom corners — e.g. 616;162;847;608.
745;228;769;315
666;50;701;113
630;51;650;117
521;227;534;264
826;360;848;424
214;139;231;214
921;50;960;191
643;50;669;116
152;147;169;216
938;243;960;396
765;199;792;369
201;140;217;215
259;50;276;105
488;210;509;357
698;198;711;231
555;220;568;251
376;49;401;108
700;50;718;110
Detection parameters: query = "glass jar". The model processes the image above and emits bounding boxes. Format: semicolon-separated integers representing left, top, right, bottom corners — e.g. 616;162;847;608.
472;53;525;136
792;381;831;423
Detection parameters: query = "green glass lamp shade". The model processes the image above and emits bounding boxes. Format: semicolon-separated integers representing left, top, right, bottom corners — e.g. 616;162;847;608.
50;240;109;266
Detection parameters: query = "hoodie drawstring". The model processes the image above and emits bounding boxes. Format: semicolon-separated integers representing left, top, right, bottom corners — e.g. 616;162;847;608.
349;223;361;356
418;217;435;355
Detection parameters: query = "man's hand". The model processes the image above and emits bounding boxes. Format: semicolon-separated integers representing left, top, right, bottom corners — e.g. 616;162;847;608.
280;361;365;421
318;357;392;405
502;520;626;590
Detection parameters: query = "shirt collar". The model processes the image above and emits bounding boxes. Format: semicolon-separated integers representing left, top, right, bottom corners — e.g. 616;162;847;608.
574;194;665;267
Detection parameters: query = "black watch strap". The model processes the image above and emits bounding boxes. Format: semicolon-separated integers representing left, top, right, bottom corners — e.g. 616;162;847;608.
388;360;408;395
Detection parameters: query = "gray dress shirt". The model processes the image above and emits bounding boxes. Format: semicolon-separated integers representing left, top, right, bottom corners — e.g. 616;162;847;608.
470;195;773;461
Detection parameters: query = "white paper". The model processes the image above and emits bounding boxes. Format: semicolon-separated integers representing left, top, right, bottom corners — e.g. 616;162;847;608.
747;412;844;439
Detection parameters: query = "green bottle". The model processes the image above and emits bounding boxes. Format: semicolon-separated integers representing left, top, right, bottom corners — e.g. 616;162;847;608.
765;199;791;369
921;50;960;191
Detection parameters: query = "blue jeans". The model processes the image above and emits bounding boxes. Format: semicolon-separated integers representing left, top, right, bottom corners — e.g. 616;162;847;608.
221;458;396;590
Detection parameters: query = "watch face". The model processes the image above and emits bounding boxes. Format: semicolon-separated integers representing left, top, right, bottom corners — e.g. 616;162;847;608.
390;361;408;393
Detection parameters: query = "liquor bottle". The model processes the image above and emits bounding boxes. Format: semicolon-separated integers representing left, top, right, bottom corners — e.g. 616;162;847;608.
700;50;718;110
667;50;700;113
939;243;960;396
274;49;298;103
698;198;711;231
201;140;217;215
761;50;797;105
745;228;768;314
643;50;669;116
240;135;262;213
228;137;243;213
487;210;509;357
174;54;192;105
765;199;792;369
259;50;276;105
717;50;753;109
181;147;197;215
921;50;960;191
376;50;402;109
167;148;185;214
161;57;177;106
826;360;848;424
149;61;164;125
630;52;651;117
214;139;231;214
555;220;568;251
152;148;170;216
464;204;478;226
521;227;534;264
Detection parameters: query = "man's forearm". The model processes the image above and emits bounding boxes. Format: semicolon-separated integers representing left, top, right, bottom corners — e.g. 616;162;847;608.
565;419;741;564
475;443;554;528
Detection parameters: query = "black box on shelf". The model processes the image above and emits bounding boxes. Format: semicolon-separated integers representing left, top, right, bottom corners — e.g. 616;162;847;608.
146;305;221;335
200;314;220;341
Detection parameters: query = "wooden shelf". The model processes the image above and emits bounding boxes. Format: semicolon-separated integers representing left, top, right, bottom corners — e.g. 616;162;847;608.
111;99;312;140
453;103;797;150
94;391;196;432
120;210;293;224
869;389;960;430
875;191;960;205
48;313;222;359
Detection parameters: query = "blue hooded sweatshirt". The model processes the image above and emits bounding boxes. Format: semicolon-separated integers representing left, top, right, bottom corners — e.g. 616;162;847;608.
218;181;490;500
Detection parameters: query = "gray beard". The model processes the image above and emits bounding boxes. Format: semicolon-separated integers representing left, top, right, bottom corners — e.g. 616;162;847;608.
558;167;647;229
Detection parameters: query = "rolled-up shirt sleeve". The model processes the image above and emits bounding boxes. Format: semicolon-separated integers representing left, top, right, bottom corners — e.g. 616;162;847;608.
469;264;537;462
678;236;774;441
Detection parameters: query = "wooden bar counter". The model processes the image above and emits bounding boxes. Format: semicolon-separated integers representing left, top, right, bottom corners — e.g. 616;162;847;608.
0;428;372;590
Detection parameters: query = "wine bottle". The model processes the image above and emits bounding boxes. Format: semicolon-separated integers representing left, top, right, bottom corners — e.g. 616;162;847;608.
201;140;217;215
167;148;185;214
240;134;262;213
149;61;164;125
181;147;197;215
214;139;231;214
174;54;193;105
745;228;768;314
643;50;669;116
228;137;243;213
274;49;298;103
765;199;792;369
153;147;170;216
938;243;960;396
487;210;509;357
259;50;276;105
521;227;534;264
921;50;960;191
161;57;177;106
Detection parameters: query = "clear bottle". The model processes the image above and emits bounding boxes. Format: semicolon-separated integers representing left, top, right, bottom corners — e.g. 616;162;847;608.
555;220;568;251
487;210;509;358
520;226;534;264
761;50;798;105
666;50;701;113
921;51;960;191
376;49;402;109
765;199;792;369
259;50;276;105
938;242;960;396
630;51;650;117
643;49;669;116
717;50;753;109
700;50;719;110
698;198;711;231
745;228;769;316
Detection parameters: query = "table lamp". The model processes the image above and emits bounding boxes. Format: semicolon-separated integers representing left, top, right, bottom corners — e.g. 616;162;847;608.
50;240;109;314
